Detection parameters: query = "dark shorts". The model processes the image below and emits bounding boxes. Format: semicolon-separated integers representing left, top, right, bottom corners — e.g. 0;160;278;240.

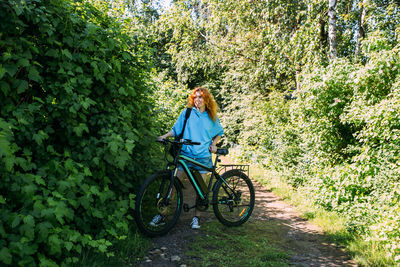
178;156;213;174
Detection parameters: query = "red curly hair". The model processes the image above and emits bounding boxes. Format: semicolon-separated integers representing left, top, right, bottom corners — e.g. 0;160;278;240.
187;87;219;121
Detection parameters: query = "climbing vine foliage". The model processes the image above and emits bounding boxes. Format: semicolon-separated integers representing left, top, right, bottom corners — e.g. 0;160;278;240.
0;0;155;265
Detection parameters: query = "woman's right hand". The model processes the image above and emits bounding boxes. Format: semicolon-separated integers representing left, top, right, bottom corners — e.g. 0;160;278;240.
157;131;174;141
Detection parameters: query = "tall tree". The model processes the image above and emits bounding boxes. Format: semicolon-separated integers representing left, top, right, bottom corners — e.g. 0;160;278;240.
329;0;338;59
355;0;367;57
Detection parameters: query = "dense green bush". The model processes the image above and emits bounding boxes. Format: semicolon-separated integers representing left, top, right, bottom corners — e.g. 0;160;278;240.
225;48;400;263
0;0;155;265
283;49;400;262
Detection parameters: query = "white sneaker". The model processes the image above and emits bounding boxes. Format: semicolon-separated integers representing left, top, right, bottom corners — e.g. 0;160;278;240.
150;214;165;226
191;216;200;229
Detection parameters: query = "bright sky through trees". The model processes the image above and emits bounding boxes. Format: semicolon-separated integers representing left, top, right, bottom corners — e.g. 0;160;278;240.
158;0;171;10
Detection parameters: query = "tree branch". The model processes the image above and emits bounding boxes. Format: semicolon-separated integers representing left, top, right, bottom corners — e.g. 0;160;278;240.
198;31;259;63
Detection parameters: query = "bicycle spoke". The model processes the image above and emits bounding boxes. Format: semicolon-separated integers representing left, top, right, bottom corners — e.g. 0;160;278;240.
213;170;255;226
134;171;182;237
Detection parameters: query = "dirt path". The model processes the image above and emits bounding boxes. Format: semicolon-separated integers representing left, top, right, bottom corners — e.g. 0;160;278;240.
136;157;357;267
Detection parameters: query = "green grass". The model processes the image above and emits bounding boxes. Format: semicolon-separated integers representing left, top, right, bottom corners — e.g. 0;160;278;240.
248;163;396;266
186;221;291;267
75;229;150;267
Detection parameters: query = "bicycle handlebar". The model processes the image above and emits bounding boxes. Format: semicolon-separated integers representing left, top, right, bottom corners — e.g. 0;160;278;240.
156;138;200;146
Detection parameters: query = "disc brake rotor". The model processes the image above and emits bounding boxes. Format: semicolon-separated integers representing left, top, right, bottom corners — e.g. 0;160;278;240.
157;198;169;214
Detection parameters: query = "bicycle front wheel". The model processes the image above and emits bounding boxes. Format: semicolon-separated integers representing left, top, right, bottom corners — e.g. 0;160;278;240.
134;170;183;237
212;169;255;226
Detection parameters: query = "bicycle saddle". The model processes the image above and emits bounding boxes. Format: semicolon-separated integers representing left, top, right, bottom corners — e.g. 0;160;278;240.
216;148;229;156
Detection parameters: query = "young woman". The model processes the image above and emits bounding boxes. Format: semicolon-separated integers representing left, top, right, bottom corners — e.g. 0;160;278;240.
155;87;224;229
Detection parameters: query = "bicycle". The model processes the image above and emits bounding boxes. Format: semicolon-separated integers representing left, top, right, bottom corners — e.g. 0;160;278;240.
134;138;255;237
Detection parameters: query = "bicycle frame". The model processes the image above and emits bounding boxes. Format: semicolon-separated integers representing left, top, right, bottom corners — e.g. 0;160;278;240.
161;139;235;208
177;154;217;200
134;139;255;237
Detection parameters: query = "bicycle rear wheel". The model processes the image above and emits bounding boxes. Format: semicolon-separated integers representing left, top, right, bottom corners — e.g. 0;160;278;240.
212;169;255;226
134;170;183;237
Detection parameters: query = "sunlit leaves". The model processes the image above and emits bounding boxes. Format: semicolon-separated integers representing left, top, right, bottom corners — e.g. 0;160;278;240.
0;0;155;265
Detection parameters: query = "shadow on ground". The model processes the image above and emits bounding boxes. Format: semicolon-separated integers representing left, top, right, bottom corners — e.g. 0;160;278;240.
136;159;357;267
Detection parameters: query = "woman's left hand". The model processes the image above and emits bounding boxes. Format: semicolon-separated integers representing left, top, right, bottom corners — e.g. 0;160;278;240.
209;144;217;153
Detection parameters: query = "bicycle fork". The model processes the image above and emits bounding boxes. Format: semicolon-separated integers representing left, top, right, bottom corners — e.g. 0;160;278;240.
156;169;178;208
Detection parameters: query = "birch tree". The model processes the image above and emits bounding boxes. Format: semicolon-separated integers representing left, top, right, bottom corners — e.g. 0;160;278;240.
355;0;367;57
328;0;338;59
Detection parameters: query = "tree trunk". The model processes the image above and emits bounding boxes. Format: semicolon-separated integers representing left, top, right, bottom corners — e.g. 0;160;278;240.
296;69;301;91
319;15;328;50
355;0;367;57
328;0;338;59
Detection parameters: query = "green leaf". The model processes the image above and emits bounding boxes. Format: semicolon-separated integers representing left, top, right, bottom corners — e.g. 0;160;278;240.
4;156;16;171
11;215;21;228
33;130;49;145
48;234;62;255
0;247;12;265
22;184;37;195
28;67;40;82
35;175;45;185
84;167;92;176
92;157;100;165
75;245;82;254
21;215;35;239
37;222;53;240
64;158;74;171
0;195;5;204
23;215;35;228
62;49;72;60
81;97;96;109
109;141;119;153
45;49;58;57
73;123;88;137
38;254;58;267
89;186;100;195
114;59;121;72
65;241;73;251
0;65;6;79
0;81;10;96
79;196;91;209
13;4;23;15
129;193;135;209
17;58;30;67
125;140;135;153
32;97;44;104
5;64;17;77
17;80;29;94
122;52;131;60
118;87;127;96
92;208;104;218
0;137;11;158
116;151;129;169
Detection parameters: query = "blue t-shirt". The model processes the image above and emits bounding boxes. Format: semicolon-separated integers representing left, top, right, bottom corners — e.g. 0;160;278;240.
172;107;224;158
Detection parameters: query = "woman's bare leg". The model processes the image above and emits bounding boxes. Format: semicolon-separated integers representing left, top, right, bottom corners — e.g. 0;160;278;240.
177;170;208;219
194;173;208;218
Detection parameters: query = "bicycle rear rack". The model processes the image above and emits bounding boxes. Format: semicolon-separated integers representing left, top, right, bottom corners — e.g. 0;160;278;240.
217;164;250;177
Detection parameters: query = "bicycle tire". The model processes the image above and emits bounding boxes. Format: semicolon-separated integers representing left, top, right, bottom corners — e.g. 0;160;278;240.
212;169;255;226
134;170;183;237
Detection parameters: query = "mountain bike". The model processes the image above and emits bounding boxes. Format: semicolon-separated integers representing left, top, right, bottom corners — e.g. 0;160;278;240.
134;138;255;237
